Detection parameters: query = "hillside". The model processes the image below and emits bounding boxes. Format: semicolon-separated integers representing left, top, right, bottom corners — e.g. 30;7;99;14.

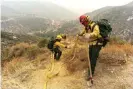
56;20;81;35
2;1;78;20
2;1;133;41
55;1;133;42
126;1;133;6
1;31;41;59
1;1;133;89
85;1;133;41
1;31;40;45
1;5;21;17
2;37;133;89
1;16;61;36
1;16;80;37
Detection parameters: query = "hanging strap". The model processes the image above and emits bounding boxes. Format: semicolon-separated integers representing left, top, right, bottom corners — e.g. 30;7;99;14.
91;23;97;32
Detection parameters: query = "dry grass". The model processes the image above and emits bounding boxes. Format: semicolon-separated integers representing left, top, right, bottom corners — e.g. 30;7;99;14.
25;44;50;60
7;43;30;59
3;43;50;61
63;45;88;73
31;52;51;68
2;38;133;89
3;57;26;75
99;44;128;65
2;42;51;76
122;44;133;56
2;39;133;74
63;43;133;72
26;46;40;60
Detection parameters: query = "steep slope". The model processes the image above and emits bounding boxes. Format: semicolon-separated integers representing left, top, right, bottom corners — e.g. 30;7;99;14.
85;1;133;41
85;6;113;19
2;1;78;20
56;20;81;35
125;1;133;6
1;16;58;35
56;1;133;42
1;17;30;34
1;5;21;17
2;40;133;89
1;32;40;57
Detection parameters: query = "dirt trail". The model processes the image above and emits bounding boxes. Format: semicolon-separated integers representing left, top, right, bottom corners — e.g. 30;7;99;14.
91;57;133;89
2;56;133;89
2;41;133;89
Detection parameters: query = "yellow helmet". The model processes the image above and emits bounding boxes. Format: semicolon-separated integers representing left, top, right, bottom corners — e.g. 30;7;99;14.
56;35;62;40
86;16;90;21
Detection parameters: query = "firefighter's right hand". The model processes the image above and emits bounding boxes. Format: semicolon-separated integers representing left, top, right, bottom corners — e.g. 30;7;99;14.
77;34;82;37
65;46;67;48
65;46;71;49
84;33;91;40
76;34;79;37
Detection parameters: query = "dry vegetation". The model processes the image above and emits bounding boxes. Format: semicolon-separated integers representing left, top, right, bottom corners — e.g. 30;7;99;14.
2;43;51;75
2;38;133;89
2;40;133;75
63;40;133;73
99;45;127;65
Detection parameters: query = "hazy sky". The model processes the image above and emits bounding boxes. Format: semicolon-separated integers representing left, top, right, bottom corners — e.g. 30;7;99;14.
2;0;133;14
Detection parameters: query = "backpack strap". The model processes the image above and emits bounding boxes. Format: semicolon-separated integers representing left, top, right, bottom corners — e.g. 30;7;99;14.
85;25;91;33
91;23;97;32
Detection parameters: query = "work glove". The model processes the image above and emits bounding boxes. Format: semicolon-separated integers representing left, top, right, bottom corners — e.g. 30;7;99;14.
84;33;91;40
77;33;83;37
76;34;79;37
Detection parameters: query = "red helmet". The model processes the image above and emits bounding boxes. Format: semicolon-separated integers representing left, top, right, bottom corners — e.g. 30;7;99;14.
79;15;90;26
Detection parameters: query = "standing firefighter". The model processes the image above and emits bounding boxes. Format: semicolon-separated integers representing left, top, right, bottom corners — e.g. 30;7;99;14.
78;15;112;80
47;34;67;60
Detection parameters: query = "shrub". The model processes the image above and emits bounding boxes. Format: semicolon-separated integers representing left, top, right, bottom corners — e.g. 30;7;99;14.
1;48;9;60
3;58;24;75
109;36;127;45
26;46;39;60
7;43;29;60
122;44;133;56
37;38;48;48
63;46;88;73
99;45;127;65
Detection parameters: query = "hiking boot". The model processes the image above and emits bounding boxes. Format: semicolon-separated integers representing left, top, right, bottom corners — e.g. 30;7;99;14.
86;76;93;81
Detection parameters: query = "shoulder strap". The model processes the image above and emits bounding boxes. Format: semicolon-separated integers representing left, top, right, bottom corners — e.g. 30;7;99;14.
91;23;97;32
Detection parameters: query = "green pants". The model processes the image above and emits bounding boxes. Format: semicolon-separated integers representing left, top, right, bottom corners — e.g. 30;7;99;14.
88;45;102;76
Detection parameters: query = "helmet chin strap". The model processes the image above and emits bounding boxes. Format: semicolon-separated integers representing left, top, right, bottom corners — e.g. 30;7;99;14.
82;21;88;26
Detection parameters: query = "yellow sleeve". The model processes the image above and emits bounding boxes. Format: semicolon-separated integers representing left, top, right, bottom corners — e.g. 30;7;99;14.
55;42;66;48
90;25;100;37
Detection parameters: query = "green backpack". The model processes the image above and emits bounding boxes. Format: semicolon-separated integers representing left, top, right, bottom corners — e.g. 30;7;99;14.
47;37;56;52
91;19;112;47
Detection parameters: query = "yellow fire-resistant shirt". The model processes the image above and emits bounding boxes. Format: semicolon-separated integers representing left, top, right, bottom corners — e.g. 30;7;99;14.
54;41;66;48
79;21;103;45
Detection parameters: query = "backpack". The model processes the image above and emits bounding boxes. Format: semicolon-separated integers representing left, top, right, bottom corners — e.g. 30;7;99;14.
47;37;56;51
91;19;112;47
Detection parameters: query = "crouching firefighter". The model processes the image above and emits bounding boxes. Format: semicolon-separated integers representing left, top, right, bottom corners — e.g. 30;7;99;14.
47;34;68;60
78;15;112;80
